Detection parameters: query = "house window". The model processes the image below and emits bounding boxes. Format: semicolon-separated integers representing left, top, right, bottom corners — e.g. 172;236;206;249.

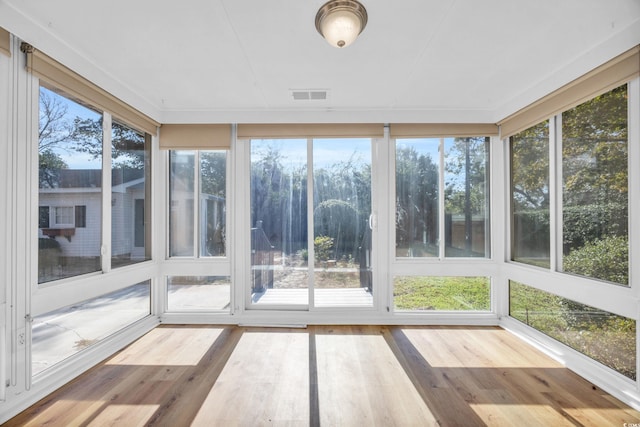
561;84;628;286
510;280;636;380
111;121;151;267
53;206;74;227
249;138;374;308
134;199;144;247
509;84;629;286
38;86;102;283
510;121;550;268
32;281;151;376
75;205;86;228
395;137;490;258
38;206;50;228
394;276;490;311
169;150;227;258
167;276;231;311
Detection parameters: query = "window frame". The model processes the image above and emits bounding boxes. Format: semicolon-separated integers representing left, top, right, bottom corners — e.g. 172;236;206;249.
52;206;74;228
33;82;155;315
167;149;229;260
392;136;492;261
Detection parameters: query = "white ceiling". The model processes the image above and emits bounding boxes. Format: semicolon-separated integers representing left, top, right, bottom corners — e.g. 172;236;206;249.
1;0;639;124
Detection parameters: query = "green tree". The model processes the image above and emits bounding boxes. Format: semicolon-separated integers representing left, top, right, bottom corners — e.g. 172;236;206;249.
38;88;71;188
511;122;550;210
395;145;439;254
562;84;628;284
200;151;226;196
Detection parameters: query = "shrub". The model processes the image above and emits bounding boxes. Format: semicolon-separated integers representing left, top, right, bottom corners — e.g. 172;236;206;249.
563;235;628;285
314;236;334;262
39;237;61;250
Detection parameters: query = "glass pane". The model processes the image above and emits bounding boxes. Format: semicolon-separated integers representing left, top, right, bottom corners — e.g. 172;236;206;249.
562;84;628;285
167;276;230;311
250;139;309;305
169;151;195;257
313;138;373;308
395;139;439;257
511;122;550;268
394;276;490;311
200;151;226;257
38;86;103;284
444;137;490;257
32;281;150;375
509;280;636;380
111;122;150;267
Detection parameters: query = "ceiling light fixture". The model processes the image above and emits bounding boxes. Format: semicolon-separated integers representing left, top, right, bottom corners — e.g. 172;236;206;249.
315;0;368;48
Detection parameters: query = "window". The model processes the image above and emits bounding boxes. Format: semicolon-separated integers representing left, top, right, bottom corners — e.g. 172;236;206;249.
32;281;151;375
167;276;231;311
561;85;628;286
510;122;550;268
395;137;490;258
249;138;374;308
75;205;86;228
395;138;439;257
38;84;153;283
38;206;50;228
53;206;74;227
509;84;629;286
38;86;102;283
444;138;490;257
169;150;227;258
509;280;635;380
111;121;151;267
394;276;490;311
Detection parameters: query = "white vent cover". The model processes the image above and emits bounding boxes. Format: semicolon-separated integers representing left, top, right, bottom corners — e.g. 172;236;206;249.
290;89;329;101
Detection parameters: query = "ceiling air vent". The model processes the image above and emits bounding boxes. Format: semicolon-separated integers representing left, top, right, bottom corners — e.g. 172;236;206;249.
291;89;329;101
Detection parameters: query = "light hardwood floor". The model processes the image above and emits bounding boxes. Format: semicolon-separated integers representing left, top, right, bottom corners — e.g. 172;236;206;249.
6;325;640;426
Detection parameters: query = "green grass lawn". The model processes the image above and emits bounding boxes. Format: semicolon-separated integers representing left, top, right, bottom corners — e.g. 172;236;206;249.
393;276;490;311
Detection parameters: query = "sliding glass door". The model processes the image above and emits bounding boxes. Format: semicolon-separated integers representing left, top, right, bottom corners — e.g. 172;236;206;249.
249;138;374;309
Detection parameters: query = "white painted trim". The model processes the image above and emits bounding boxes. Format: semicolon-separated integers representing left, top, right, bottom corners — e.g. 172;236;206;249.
627;77;640;395
552;115;562;273
438;138;446;259
385;128;396;315
491;135;508;318
227;125;236;316
373;131;391;314
0;30;11;403
306;138;315;310
101;113;112;273
501;316;640;411
0;316;158;425
234;139;251;313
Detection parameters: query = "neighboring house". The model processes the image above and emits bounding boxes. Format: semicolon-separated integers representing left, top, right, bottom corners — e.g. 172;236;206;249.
39;168;147;260
169;170;226;257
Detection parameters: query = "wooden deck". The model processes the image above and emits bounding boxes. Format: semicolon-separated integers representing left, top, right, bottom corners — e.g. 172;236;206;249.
252;287;373;307
7;325;640;426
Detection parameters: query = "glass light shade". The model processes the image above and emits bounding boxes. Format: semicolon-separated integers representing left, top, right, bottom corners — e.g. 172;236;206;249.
320;10;362;48
315;0;368;48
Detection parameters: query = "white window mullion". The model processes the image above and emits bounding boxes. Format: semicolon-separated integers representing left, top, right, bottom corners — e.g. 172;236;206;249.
373;128;391;314
438;138;446;259
627;77;640;395
550;115;560;273
387;132;396;313
627;78;639;295
227;125;236;315
307;138;315;309
101;113;112;273
194;151;201;258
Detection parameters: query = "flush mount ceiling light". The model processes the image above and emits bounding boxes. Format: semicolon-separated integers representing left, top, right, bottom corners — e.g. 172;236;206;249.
315;0;368;48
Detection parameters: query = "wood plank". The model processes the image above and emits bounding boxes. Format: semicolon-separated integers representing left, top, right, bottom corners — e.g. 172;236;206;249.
191;328;309;426
5;325;640;426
